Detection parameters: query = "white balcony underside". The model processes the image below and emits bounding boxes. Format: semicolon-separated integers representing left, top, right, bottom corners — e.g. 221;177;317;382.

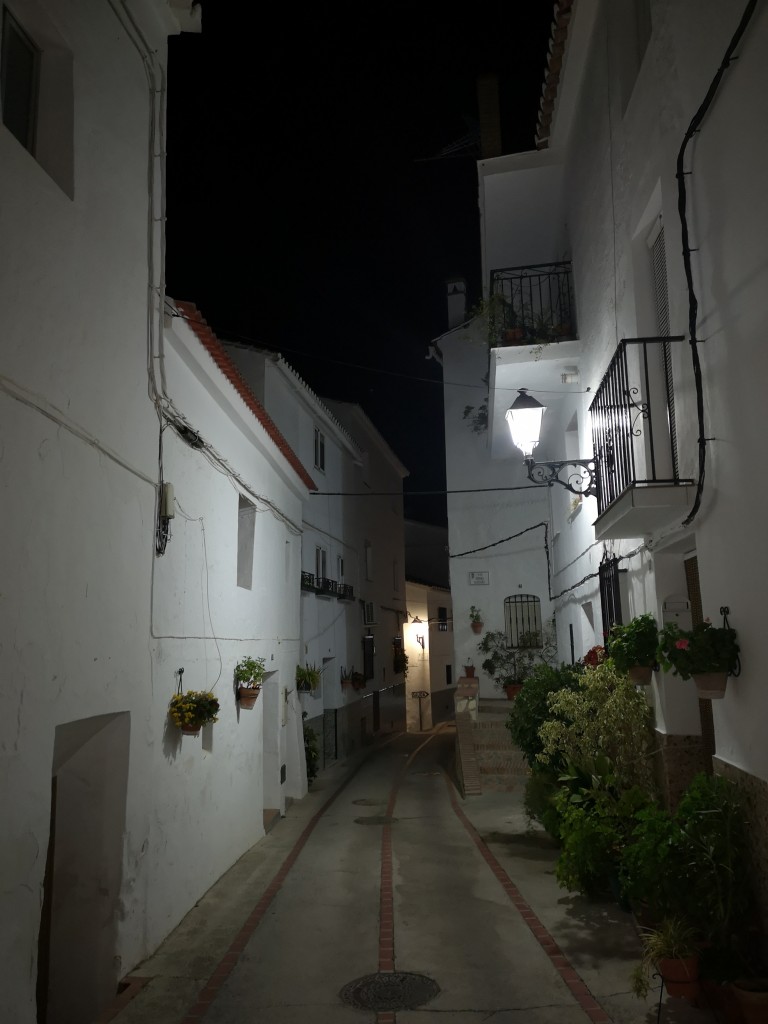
593;482;696;540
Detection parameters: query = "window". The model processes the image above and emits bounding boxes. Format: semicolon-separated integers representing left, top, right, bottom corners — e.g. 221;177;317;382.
313;428;325;471
437;606;449;632
599;555;623;638
362;633;375;681
337;555;344;581
237;495;256;589
1;7;38;152
504;594;543;648
363;601;377;625
0;5;73;196
445;664;453;686
315;545;327;582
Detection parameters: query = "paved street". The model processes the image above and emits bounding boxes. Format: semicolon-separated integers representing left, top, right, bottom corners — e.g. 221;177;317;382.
109;727;704;1024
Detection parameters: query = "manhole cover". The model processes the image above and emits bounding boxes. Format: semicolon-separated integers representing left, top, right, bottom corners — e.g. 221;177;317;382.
340;972;440;1011
354;815;397;825
352;798;383;806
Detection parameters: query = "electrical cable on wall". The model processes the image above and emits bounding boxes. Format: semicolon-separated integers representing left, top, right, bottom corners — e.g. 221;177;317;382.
676;0;758;526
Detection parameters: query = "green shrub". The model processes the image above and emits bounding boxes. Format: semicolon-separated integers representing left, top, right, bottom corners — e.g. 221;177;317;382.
506;662;581;767
538;661;657;796
302;712;319;782
524;767;564;839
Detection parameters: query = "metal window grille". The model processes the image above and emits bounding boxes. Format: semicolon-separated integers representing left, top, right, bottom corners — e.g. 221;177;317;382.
504;594;543;648
599;556;623;639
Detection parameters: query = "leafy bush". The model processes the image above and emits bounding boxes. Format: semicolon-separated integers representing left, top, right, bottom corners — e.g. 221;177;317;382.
302;712;319;782
524;767;564;839
538;661;657;796
607;614;658;672
506;663;581;767
620;773;754;947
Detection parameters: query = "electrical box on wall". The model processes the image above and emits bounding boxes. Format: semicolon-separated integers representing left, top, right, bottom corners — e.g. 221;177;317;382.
161;482;175;518
663;597;691;631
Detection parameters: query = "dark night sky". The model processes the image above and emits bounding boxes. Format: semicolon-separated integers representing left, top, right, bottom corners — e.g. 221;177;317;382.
165;4;554;525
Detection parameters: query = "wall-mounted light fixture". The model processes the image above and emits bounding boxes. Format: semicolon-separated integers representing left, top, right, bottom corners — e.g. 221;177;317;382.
416;635;425;650
506;388;597;497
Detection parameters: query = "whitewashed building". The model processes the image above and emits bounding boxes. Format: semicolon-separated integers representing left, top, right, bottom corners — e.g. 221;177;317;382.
222;349;410;759
445;0;768;918
0;5;313;1022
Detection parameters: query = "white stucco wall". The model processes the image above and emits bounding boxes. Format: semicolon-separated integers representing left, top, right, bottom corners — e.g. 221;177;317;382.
466;1;768;779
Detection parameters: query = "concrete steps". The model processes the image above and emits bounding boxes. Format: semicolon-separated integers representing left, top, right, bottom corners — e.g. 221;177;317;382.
470;700;529;791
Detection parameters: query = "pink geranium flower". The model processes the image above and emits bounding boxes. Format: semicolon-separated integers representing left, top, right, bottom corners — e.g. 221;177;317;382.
675;638;689;650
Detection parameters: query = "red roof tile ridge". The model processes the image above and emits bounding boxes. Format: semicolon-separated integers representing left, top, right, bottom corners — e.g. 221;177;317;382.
535;0;574;150
172;301;317;492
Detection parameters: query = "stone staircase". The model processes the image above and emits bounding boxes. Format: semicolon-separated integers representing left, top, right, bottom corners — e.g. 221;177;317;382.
470;699;528;792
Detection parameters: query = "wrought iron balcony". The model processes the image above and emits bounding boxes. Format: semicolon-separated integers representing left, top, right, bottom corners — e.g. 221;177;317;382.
489;261;576;348
316;577;339;598
301;570;317;591
337;583;355;601
590;337;695;539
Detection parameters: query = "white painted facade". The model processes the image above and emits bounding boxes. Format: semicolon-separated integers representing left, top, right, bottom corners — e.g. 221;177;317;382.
0;4;311;1022
448;0;768;793
223;350;410;755
404;581;454;731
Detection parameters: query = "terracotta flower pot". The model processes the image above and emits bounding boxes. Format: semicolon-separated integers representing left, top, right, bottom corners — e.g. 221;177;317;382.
470;621;483;635
504;684;523;700
180;724;200;735
692;672;728;699
463;666;475;678
628;665;653;685
659;955;699;1001
237;685;261;709
732;979;768;1024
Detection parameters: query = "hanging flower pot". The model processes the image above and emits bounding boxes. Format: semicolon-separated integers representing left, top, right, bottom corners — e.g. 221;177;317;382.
237;685;261;709
470;621;483;635
169;689;220;734
628;665;654;686
180;724;201;736
504;683;523;700
692;672;728;700
469;606;483;634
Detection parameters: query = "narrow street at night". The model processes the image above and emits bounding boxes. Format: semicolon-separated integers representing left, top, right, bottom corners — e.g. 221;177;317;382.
109;725;703;1024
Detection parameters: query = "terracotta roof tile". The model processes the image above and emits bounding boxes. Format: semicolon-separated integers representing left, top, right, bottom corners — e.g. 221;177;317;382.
174;301;317;492
535;0;574;150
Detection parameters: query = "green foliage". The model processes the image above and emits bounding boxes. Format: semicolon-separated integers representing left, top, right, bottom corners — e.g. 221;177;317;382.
234;655;266;685
657;621;739;679
538;661;656;796
631;917;700;998
302;712;319;783
620;773;753;948
296;663;321;691
553;761;652;896
469;605;483;624
524;768;564;839
607;614;658;672
478;624;557;691
393;649;409;678
506;663;581;767
168;690;220;729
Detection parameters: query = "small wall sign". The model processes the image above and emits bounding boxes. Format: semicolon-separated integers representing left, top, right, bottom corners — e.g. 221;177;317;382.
468;571;489;585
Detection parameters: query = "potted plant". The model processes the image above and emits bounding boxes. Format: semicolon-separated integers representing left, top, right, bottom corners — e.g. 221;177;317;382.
478;627;557;699
463;659;475;678
657;620;739;699
340;666;355;688
469;605;484;634
168;690;220;735
607;614;658;685
631;917;700;1002
351;671;366;691
296;663;321;693
234;655;266;708
393;648;409;678
732;978;768;1023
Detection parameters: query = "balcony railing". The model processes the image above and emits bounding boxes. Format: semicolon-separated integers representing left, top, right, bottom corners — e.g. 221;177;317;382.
301;573;354;601
316;577;338;598
489;261;576;348
337;583;354;601
301;571;316;591
590;337;694;526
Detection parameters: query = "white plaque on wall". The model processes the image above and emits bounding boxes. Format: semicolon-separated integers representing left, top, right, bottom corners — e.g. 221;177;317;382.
468;571;489;585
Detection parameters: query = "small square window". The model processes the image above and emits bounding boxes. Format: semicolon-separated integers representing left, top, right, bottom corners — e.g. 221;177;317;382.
313;428;325;471
1;8;39;153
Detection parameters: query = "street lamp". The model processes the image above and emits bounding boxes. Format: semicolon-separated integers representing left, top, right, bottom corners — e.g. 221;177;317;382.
506;388;597;498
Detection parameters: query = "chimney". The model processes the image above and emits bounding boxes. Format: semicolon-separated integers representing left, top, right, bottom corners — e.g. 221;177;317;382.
446;277;467;329
476;73;502;159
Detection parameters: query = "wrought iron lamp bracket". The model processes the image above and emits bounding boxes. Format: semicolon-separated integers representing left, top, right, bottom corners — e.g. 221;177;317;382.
524;457;597;497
